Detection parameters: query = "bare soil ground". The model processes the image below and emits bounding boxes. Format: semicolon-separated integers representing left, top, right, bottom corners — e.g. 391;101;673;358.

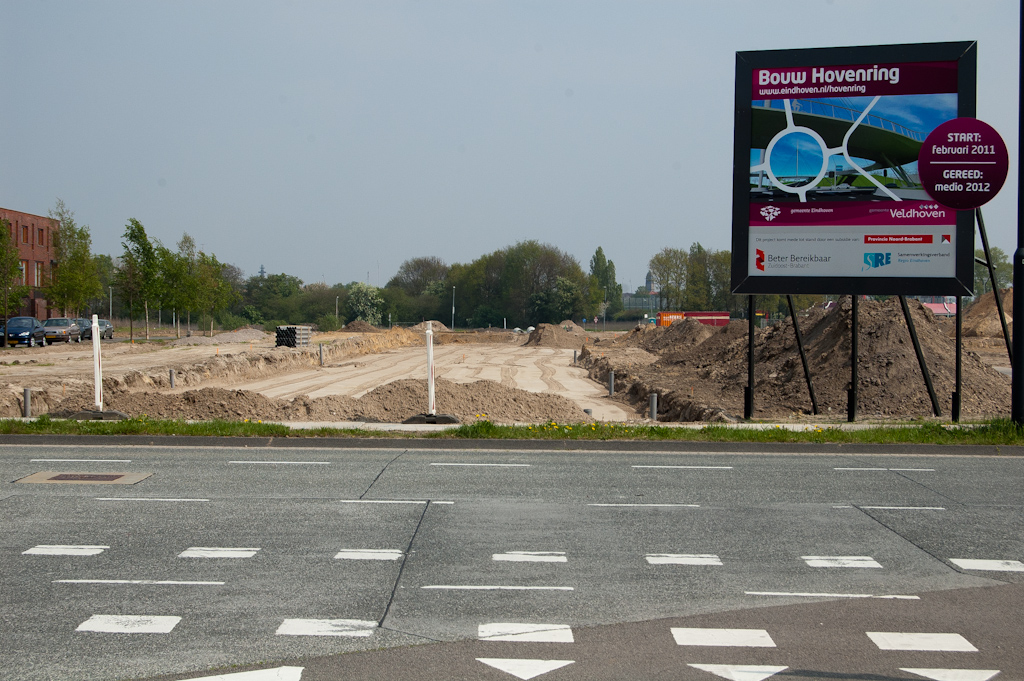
0;295;1012;424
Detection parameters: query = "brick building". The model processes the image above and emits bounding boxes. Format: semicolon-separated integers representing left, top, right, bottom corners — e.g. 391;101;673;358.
0;207;56;319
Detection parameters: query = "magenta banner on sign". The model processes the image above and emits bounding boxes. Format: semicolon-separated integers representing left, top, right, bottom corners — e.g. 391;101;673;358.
918;118;1009;210
732;42;977;296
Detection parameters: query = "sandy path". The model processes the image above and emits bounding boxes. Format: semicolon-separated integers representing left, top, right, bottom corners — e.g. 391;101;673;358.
229;343;631;421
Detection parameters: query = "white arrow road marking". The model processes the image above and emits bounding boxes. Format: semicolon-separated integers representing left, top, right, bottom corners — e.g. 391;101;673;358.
950;558;1024;572
493;551;567;563
476;659;574;680
901;669;1000;681
689;664;789;681
867;632;978;651
802;555;882;568
671;628;776;647
23;545;108;556
479;623;574;642
76;615;181;633
646;554;722;565
186;667;305;680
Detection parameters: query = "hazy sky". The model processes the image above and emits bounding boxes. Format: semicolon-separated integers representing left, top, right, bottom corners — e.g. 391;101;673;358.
2;1;1018;293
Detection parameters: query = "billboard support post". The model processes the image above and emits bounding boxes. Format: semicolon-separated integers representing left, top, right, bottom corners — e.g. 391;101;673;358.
787;294;818;415
899;295;941;416
745;295;755;419
954;295;962;422
848;296;858;423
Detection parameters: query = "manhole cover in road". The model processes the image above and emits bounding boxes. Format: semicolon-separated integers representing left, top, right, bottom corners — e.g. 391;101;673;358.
15;471;153;485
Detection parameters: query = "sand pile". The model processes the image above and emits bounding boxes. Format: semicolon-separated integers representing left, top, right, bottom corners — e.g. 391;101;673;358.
344;320;382;333
583;298;1010;421
51;378;589;424
524;323;590;350
963;288;1013;338
411;320;450;331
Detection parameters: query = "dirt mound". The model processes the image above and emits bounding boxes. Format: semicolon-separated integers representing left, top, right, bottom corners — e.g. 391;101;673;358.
410;320;450;332
583;299;1009;421
170;327;271;346
52;378;589;424
612;319;715;354
558;319;583;332
963;288;1013;338
524;323;589;349
344;320;381;333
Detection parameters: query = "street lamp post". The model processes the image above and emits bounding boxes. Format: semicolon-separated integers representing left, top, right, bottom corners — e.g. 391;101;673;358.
109;286;112;319
451;287;455;330
335;296;339;320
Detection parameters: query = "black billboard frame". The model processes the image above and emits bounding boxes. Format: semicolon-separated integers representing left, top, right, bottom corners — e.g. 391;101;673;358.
731;41;977;296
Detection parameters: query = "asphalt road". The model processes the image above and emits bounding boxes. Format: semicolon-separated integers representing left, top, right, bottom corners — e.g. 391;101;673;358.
1;439;1021;681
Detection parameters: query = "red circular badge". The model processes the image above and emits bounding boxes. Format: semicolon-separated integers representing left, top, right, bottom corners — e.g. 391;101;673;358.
918;118;1009;210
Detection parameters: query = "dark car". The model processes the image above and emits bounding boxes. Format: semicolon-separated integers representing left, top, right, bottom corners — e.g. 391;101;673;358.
42;317;80;344
80;319;113;340
2;317;46;347
73;318;91;342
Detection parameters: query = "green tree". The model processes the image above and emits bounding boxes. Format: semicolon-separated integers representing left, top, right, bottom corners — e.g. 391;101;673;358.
974;246;1011;296
648;247;687;310
590;247;623;318
195;251;238;334
387;256;449;296
0;218;29;345
115;218;159;340
48;199;102;315
346;282;383;325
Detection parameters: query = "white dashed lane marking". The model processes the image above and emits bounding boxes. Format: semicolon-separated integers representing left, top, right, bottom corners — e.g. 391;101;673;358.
276;619;377;637
422;585;574;591
56;579;224;585
866;631;978;651
588;503;700;508
493;551;567;563
745;591;919;600
950;558;1024;572
802;555;883;568
632;465;733;470
334;549;404;560
901;669;1001;681
479;623;574;642
671;628;777;648
179;547;260;558
23;545;108;556
646;554;722;565
95;497;209;502
431;463;531;467
76;615;181;633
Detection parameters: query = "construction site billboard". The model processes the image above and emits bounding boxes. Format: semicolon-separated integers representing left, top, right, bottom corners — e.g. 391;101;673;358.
731;42;977;296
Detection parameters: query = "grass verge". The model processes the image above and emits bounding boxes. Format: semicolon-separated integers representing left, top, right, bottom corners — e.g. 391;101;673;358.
1;415;1023;446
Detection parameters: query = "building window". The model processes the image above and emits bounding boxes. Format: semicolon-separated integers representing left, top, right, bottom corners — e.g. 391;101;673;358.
38;228;44;246
21;226;28;243
19;261;28;285
34;262;43;287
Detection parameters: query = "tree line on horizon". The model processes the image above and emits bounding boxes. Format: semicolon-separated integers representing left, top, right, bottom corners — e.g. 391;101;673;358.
0;199;1011;335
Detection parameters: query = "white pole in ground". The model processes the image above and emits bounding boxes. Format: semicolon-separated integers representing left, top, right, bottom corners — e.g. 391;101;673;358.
426;321;436;415
91;314;103;411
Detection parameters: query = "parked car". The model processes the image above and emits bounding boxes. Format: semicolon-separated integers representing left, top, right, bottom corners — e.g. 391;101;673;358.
2;317;46;347
73;318;91;342
80;319;113;340
42;317;80;344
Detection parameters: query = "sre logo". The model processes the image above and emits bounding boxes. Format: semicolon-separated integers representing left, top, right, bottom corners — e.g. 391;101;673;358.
863;252;891;269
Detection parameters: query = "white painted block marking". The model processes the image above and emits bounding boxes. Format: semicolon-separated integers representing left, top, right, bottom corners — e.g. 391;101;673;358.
646;553;722;566
186;666;305;681
671;628;776;648
493;551;567;563
689;664;789;681
802;555;882;568
334;549;404;561
179;547;260;559
77;614;181;634
422;585;574;591
867;632;978;652
901;669;1000;681
276;619;377;637
745;591;918;600
479;623;574;642
951;558;1024;572
476;658;574;680
24;544;108;556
